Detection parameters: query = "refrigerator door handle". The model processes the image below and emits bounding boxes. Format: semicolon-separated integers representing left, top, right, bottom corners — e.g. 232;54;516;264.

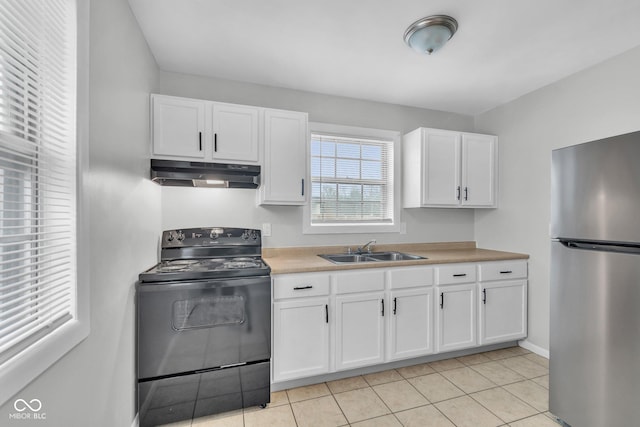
560;239;640;255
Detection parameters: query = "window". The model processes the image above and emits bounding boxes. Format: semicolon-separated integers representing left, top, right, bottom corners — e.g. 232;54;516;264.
304;123;400;234
0;0;87;405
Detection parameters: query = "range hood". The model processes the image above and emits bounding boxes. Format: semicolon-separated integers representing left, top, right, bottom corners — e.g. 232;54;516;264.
150;159;260;188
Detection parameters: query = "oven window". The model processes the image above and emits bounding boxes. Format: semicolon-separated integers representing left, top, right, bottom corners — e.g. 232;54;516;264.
172;296;246;330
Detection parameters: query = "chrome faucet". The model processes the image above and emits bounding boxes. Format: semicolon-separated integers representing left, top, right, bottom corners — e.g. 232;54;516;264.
357;239;377;254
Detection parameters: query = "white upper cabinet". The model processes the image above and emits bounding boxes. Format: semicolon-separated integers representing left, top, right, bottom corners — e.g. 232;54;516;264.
151;94;260;164
152;95;205;158
259;109;308;205
461;133;497;207
403;127;497;208
211;103;260;163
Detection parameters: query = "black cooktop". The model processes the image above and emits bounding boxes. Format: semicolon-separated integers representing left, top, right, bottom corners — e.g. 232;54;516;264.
139;256;270;282
139;227;270;283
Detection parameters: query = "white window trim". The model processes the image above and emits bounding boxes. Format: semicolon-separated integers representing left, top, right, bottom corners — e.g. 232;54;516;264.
0;0;90;406
303;122;401;234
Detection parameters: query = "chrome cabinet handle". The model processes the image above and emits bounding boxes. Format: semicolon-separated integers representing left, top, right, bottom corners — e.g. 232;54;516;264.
456;186;461;200
381;299;385;316
464;187;468;201
482;288;487;304
199;132;202;151
440;293;444;309
325;304;328;323
393;297;397;315
500;270;513;274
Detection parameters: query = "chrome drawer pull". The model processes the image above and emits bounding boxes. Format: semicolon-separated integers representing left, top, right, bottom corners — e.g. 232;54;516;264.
453;273;467;277
293;285;313;290
500;270;513;274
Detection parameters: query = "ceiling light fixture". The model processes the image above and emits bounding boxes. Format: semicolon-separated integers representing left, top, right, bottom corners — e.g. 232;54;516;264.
403;15;458;55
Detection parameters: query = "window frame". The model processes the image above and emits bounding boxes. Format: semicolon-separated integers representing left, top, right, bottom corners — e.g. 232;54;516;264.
303;122;401;234
0;0;90;406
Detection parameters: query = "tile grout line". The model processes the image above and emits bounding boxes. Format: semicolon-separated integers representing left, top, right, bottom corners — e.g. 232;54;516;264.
325;387;350;427
366;372;414;426
220;347;547;427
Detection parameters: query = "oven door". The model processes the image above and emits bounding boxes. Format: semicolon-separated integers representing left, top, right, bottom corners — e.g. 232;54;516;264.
136;275;271;379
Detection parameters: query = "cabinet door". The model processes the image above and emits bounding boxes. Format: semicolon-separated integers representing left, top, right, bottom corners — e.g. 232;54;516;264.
388;288;433;361
461;134;497;207
260;109;308;205
479;280;527;345
436;284;477;352
422;129;461;206
211;103;260;163
273;298;329;382
335;293;385;371
152;95;205;158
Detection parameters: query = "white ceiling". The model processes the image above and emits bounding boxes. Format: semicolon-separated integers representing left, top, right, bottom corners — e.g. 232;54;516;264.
127;0;640;115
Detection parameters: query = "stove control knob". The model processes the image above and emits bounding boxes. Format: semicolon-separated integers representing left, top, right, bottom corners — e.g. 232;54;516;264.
241;230;250;240
176;231;185;242
250;230;258;240
209;230;219;240
167;232;174;242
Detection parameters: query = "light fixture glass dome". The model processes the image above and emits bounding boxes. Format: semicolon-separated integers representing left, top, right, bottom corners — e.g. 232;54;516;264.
404;15;458;55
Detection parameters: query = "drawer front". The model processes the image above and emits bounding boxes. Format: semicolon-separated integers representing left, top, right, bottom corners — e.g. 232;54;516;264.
388;267;434;289
436;264;477;285
273;273;330;300
335;269;385;294
478;260;528;282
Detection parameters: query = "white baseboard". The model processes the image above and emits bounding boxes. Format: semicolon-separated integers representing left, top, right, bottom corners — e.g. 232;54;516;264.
518;339;549;358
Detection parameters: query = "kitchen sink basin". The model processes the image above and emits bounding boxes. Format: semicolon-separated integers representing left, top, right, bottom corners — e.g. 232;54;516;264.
319;254;376;263
367;252;425;261
319;251;426;264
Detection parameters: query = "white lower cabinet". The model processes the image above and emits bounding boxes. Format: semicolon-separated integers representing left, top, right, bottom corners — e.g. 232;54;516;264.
271;259;527;385
479;280;527;344
478;260;528;345
273;298;329;381
335;292;385;371
388;288;433;360
272;272;330;382
436;283;477;352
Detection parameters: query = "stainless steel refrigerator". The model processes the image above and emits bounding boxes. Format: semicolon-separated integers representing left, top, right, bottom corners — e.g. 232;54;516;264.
550;131;640;427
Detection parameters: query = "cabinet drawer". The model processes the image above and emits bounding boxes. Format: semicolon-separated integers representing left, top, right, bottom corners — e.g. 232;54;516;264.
335;270;385;294
436;264;477;285
273;273;330;300
388;267;434;289
478;260;527;282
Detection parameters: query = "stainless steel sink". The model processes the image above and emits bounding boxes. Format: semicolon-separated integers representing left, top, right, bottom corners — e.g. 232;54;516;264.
319;254;377;264
367;252;425;261
319;251;426;264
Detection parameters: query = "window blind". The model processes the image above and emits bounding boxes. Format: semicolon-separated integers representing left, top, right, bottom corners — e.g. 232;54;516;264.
0;0;77;365
310;133;394;224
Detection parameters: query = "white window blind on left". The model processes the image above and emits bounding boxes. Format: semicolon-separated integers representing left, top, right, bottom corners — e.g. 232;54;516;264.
0;0;77;366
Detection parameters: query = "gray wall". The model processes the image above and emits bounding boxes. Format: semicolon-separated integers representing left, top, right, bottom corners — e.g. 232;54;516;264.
474;45;640;353
0;0;161;425
158;71;477;247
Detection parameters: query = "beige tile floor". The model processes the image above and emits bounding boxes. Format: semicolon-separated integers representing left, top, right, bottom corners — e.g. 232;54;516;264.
161;346;559;427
